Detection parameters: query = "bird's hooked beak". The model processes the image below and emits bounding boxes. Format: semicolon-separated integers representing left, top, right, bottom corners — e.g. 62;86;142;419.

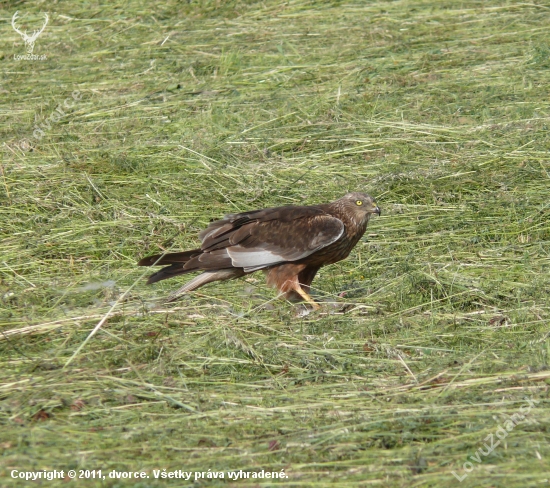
374;206;381;216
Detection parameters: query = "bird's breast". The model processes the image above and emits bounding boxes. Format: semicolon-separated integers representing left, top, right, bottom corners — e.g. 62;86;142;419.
306;219;369;265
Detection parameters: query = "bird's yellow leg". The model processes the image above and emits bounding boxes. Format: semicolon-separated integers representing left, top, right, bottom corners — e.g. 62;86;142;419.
294;285;320;310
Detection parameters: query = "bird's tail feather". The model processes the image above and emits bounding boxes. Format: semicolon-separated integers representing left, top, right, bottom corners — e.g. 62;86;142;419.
138;249;204;284
137;249;202;267
165;269;244;303
145;264;194;284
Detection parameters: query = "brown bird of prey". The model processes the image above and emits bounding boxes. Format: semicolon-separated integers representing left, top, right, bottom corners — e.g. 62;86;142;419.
138;192;380;308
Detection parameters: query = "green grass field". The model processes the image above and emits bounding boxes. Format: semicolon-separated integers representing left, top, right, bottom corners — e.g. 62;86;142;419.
1;1;549;486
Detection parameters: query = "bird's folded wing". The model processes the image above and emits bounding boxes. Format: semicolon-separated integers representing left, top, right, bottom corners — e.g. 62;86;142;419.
199;206;329;247
197;207;344;272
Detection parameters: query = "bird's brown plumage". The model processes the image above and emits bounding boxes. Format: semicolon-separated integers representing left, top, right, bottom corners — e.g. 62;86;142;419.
138;192;380;306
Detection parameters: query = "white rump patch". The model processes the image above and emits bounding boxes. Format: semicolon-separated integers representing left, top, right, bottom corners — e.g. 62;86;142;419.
227;247;287;271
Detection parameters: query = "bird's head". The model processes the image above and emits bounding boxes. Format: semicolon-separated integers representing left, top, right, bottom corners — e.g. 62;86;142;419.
336;192;381;223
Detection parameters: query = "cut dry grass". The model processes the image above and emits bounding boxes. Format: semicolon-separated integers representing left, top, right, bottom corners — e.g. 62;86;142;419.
1;0;549;486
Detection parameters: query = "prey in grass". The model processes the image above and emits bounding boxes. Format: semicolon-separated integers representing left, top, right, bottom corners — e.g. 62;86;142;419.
138;192;380;308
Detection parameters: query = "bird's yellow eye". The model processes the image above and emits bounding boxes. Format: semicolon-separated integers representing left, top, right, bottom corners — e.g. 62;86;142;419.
355;200;363;206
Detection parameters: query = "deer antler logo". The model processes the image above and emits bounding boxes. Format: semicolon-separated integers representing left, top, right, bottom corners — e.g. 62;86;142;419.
11;11;49;54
